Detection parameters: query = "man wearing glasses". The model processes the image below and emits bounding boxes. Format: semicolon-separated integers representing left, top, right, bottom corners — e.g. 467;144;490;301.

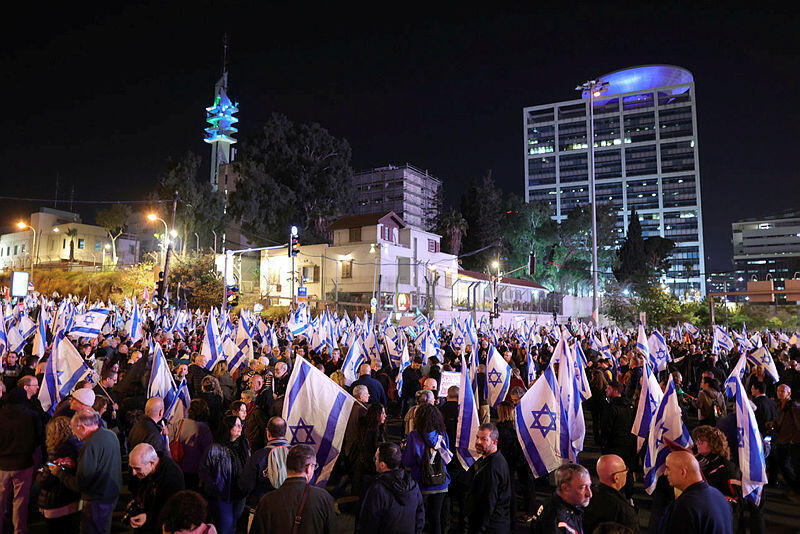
582;454;639;533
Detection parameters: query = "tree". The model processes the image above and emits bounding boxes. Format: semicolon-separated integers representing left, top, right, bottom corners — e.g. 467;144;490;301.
436;208;468;256
229;113;355;244
459;171;503;271
154;152;226;255
95;204;132;265
167;253;223;310
613;209;675;293
500;194;551;280
65;228;78;262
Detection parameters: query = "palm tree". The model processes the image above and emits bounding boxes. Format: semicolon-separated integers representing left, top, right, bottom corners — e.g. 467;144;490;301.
437;208;468;257
66;228;78;262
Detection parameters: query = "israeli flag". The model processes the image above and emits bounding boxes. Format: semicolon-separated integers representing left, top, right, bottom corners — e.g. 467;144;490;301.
201;311;223;370
6;323;26;354
747;346;780;382
455;355;480;470
643;376;692;494
486;346;512;408
554;336;585;459
464;315;479;349
647;330;670;372
515;353;570;478
68;309;111;338
341;335;365;386
394;339;412;398
729;373;768;504
33;308;48;358
631;360;664;451
724;349;748;398
287;304;309;338
451;318;468;352
712;325;734;354
384;327;403;369
682;322;699;338
572;340;592;401
525;347;537;387
148;342;191;423
282;356;355;486
222;337;249;374
124;299;143;344
636;322;650;361
38;334;94;414
0;304;9;360
362;329;381;364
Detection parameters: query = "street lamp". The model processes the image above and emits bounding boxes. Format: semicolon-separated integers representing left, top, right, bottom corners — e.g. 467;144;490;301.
194;232;199;253
16;221;36;279
576;78;609;326
147;213;169;267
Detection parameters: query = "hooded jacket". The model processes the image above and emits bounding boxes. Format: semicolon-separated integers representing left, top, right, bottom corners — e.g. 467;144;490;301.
358;468;425;534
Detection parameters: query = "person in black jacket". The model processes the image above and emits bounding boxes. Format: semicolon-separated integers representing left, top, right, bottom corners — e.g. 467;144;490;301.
531;463;591;534
358;442;425;533
239;416;289;513
0;386;43;533
249;444;336;534
401;357;423;415
129;397;169;456
582;454;639;533
599;380;637;498
660;451;733;534
352;363;388;406
465;423;512;534
128;443;186;533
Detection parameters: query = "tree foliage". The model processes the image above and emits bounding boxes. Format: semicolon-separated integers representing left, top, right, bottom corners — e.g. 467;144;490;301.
154;152;226;254
459;171;503;270
229;113;354;244
436;208;468;256
613;209;675;292
95;204;132;264
167;253;223;310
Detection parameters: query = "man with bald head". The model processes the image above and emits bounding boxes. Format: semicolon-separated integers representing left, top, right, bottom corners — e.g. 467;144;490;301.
128;397;169;455
582;454;639;533
351;362;387;406
659;451;732;534
128;443;185;533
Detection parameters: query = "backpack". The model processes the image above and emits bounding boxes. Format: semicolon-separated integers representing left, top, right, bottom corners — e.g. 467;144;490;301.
262;443;289;489
420;434;447;487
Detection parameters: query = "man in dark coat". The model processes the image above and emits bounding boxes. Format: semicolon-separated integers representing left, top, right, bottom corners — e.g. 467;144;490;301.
401;357;423;415
659;451;732;534
582;454;639;533
186;352;210;398
128;397;169;456
599;380;638;497
531;463;592;534
465;423;512;534
128;443;185;533
250;444;337;534
358;442;424;533
351;362;387;406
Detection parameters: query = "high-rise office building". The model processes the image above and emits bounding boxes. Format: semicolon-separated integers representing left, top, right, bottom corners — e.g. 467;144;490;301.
523;65;706;295
731;211;800;302
353;164;442;230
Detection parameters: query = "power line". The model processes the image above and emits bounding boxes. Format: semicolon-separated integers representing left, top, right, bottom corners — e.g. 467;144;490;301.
0;196;172;205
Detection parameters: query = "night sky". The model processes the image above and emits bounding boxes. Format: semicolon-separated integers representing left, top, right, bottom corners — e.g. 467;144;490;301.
2;4;798;271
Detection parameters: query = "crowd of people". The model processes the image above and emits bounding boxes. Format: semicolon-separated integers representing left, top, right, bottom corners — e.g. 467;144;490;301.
0;296;798;534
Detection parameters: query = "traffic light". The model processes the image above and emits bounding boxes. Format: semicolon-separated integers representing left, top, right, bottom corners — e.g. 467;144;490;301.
155;271;165;305
289;226;300;257
226;285;240;309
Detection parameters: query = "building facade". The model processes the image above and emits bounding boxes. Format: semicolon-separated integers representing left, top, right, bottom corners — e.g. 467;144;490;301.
731;212;800;302
352;164;442;230
523;65;706;296
0;208;139;271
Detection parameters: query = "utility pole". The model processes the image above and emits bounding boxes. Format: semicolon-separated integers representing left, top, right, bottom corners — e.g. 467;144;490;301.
290;226;299;307
160;191;179;319
576;79;609;326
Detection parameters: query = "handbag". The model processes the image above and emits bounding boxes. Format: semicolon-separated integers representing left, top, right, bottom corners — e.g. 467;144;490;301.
169;419;185;464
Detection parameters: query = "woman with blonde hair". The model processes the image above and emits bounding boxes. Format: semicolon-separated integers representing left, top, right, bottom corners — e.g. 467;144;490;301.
36;416;81;532
692;425;740;498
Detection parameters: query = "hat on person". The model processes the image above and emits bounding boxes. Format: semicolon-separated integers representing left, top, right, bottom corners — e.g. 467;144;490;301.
72;388;95;407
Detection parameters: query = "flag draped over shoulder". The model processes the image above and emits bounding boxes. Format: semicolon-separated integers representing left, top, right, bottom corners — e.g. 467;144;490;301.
515;353;570;478
282;356;355;487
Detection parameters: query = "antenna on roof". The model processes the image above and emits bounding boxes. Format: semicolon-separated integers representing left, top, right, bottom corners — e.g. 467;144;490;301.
221;34;229;85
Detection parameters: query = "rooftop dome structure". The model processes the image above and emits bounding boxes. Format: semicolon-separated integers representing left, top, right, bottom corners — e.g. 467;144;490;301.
581;65;693;99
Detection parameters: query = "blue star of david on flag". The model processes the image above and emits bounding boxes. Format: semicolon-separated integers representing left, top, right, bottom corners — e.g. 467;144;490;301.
289;417;316;446
454;335;464;347
487;368;503;387
530;403;557;438
82;315;95;326
760;353;770;365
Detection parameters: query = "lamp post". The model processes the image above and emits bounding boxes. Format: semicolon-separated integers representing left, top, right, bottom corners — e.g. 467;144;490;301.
16;222;36;279
576;79;609;326
194;232;199;253
212;230;218;255
147;213;168;268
